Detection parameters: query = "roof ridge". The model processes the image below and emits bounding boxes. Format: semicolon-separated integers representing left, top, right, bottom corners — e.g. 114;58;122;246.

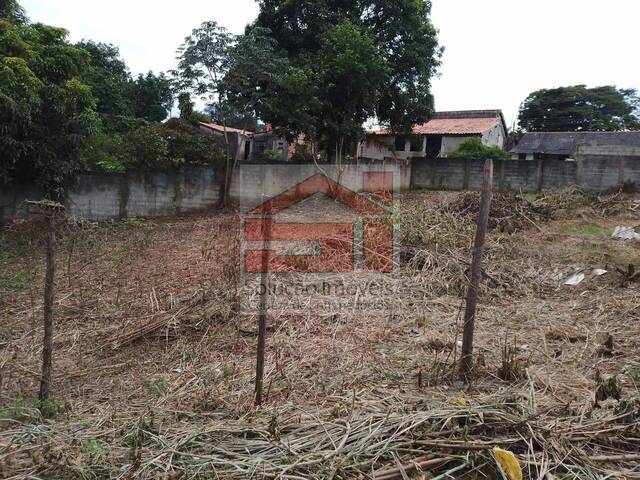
432;110;502;119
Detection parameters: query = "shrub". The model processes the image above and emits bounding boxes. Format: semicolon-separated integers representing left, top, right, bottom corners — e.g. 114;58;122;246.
448;137;509;161
262;148;282;162
85;119;227;173
121;124;171;169
164;118;227;169
188;111;213;125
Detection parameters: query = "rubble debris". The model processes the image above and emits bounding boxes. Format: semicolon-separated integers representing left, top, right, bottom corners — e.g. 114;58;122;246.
563;273;585;286
612;226;640;240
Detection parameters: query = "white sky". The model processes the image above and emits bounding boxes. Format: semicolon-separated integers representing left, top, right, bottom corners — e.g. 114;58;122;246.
22;0;640;127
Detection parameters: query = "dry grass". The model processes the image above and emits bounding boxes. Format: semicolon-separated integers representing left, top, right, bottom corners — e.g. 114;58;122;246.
0;189;639;479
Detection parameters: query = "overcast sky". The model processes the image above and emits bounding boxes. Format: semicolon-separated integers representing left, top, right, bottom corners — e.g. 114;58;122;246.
22;0;640;127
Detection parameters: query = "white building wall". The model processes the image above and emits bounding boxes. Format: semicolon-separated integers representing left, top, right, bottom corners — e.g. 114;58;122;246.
360;120;506;159
440;136;473;157
481;123;506;148
358;135;425;160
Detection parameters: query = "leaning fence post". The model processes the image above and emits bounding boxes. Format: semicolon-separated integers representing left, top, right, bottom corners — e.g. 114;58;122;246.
254;212;272;405
459;158;493;381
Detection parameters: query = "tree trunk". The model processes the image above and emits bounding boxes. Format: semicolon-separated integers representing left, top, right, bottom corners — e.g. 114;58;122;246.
459;158;493;381
39;215;56;402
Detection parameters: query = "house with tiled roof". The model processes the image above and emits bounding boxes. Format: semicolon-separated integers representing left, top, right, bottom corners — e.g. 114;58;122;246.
199;122;304;162
358;110;507;161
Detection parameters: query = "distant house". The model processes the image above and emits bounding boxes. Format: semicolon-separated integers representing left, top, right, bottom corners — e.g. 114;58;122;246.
358;110;507;161
199;122;254;161
199;122;300;162
511;131;640;161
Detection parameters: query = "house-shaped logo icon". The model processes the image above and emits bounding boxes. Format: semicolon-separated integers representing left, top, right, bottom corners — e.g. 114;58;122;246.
243;172;394;273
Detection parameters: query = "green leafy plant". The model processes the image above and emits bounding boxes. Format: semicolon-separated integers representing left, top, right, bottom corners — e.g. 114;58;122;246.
261;148;282;162
448;137;509;161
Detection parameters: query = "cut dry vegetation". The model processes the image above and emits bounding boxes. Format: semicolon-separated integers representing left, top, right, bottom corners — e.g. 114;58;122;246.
1;189;639;479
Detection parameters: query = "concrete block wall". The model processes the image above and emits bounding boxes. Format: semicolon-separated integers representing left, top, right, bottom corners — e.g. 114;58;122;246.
1;166;222;224
412;155;640;193
232;163;411;211
1;156;637;225
0;183;44;224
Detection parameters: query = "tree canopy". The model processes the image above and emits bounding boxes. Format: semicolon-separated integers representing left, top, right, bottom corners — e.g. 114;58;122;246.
77;40;171;122
0;0;27;24
1;1;221;195
0;20;99;195
255;0;442;156
518;85;640;132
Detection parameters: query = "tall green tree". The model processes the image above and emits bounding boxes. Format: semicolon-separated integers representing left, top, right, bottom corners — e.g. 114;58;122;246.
205;102;260;131
177;91;194;120
316;20;388;161
172;21;233;115
131;72;172;121
77;41;171;121
519;85;640;132
0;20;98;195
0;0;27;24
221;27;287;132
172;21;238;206
75;41;133;116
255;0;441;147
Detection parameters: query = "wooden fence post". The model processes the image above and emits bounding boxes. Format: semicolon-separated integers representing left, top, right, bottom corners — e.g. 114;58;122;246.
39;213;56;402
459;159;493;381
25;200;65;405
255;215;272;405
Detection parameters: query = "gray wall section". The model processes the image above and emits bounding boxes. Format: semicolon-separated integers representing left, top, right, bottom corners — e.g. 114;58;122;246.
412;155;640;193
1;155;638;224
1;166;221;224
0;183;44;224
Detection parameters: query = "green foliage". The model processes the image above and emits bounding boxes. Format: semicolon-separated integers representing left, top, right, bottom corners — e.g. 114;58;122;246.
120;124;170;169
83;119;226;173
77;41;171;121
178;91;194;119
448;137;509;161
222;27;287;132
255;0;442;143
0;19;99;196
259;65;321;141
177;92;212;124
315;20;388;159
261;148;282;162
173;23;278;137
290;144;315;163
1;2;175;195
164;118;226;168
131;71;171;121
0;393;62;421
188;110;212;125
75;40;132;116
206;101;260;131
0;0;28;24
172;21;233;99
519;85;640;132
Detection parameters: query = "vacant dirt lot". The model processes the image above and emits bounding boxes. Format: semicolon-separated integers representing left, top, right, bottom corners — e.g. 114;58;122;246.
1;189;639;479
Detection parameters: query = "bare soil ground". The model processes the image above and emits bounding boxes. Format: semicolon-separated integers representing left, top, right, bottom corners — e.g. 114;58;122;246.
0;189;639;479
